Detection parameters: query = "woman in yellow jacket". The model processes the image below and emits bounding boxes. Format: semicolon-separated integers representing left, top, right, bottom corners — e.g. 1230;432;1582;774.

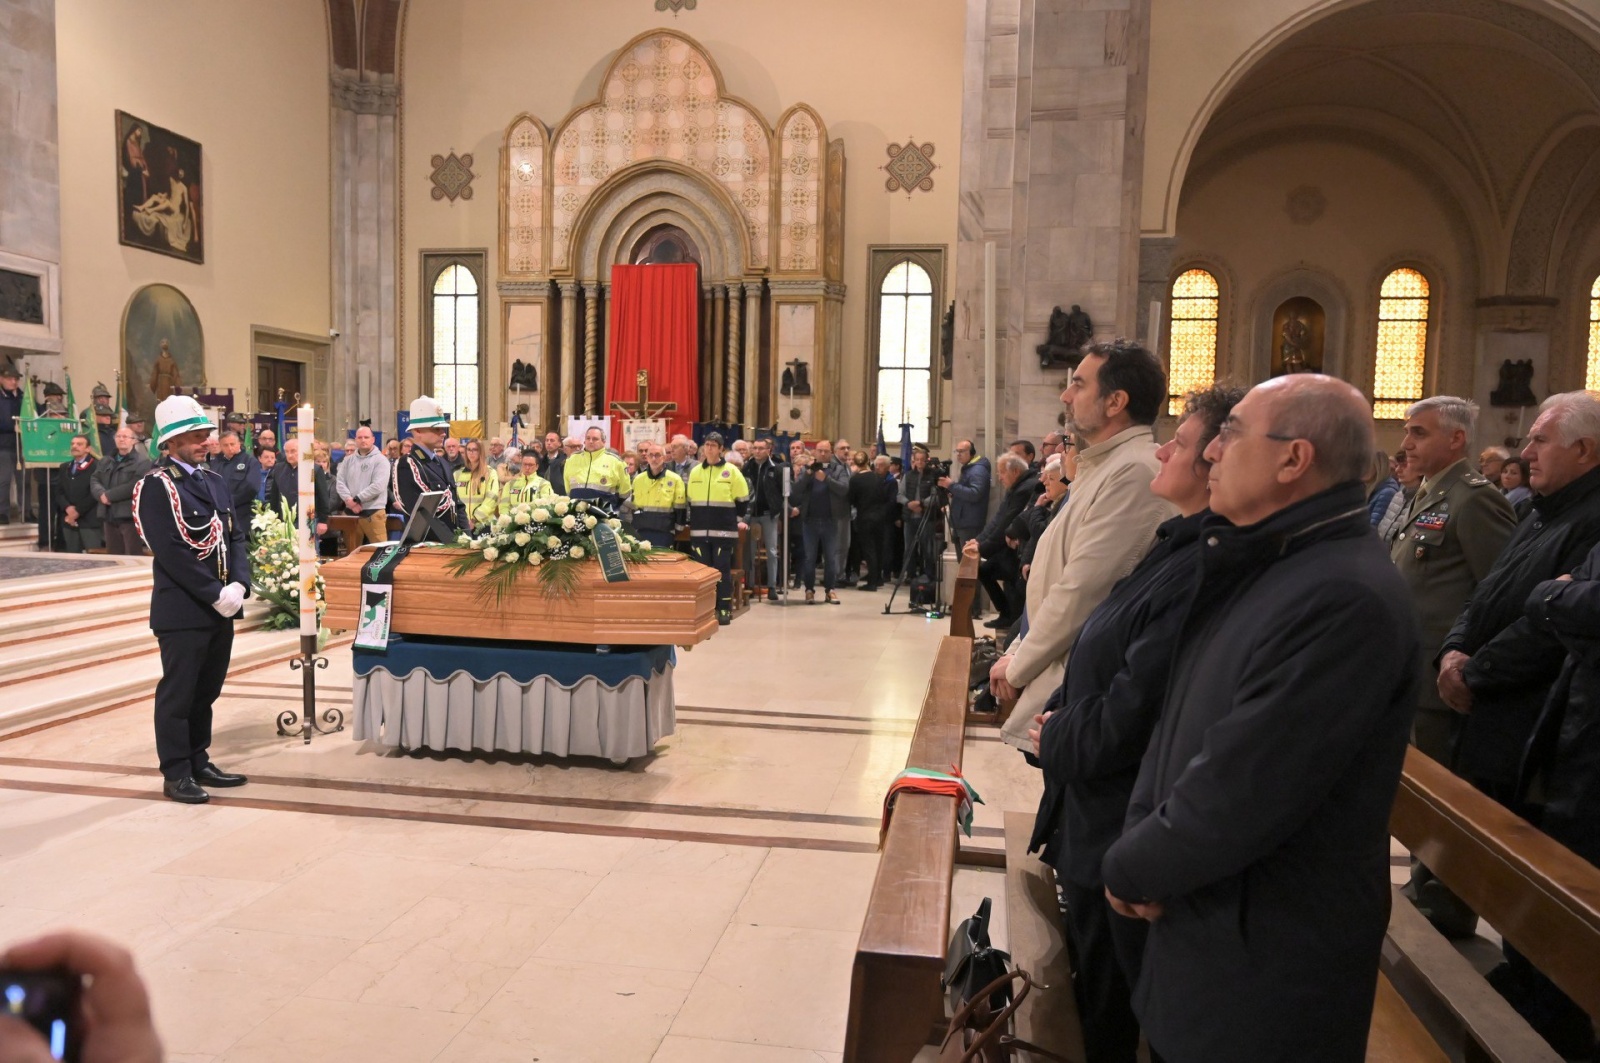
504;451;555;506
454;438;502;526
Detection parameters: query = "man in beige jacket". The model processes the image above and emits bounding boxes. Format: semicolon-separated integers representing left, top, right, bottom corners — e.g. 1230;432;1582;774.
995;339;1176;750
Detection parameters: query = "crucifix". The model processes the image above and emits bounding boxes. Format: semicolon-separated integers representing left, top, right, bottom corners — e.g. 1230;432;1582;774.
609;369;677;422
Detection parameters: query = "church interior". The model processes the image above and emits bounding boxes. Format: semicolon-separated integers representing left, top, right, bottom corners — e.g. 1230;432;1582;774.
4;0;1600;1060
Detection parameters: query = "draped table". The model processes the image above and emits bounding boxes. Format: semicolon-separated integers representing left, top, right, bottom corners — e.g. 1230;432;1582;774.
351;635;676;762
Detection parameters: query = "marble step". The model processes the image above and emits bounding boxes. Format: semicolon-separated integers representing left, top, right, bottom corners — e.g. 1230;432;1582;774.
0;611;271;684
0;566;152;604
0;600;151;641
0;621;301;736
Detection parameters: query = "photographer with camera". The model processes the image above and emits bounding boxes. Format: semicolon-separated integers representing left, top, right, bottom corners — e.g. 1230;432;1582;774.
899;444;941;581
939;440;991;616
792;443;850;603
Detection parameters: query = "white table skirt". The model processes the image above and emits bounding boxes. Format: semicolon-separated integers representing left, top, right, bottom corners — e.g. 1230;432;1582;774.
351;665;676;760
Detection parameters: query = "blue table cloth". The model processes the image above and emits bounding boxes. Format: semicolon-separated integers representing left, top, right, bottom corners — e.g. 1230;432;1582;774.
351;635;676;760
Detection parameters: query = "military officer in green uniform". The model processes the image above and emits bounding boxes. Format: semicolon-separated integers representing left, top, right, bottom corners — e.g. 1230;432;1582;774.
1391;395;1517;936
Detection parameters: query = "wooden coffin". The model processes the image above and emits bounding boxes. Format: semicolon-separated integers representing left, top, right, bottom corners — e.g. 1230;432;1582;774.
321;547;721;646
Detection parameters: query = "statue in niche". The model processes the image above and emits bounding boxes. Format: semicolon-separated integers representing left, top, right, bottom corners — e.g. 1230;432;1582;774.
941;302;954;380
1037;304;1093;370
781;358;812;397
148;339;183;402
1490;359;1538;407
509;358;539;391
1270;297;1325;376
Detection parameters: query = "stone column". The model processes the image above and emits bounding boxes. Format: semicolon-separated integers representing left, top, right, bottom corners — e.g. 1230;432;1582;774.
743;281;764;428
583;283;600;414
558;282;579;419
953;0;1153;449
726;283;743;423
711;285;728;421
701;286;714;419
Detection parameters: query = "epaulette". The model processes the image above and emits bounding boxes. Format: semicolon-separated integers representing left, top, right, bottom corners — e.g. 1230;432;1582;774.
162;464;185;481
1462;472;1491;487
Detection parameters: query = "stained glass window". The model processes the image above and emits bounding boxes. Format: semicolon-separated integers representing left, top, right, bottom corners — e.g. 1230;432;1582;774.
1587;276;1600;392
431;263;480;421
1168;269;1218;415
1374;268;1430;420
877;260;934;441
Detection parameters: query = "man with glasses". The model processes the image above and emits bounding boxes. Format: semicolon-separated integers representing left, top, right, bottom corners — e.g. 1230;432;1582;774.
1102;374;1421;1063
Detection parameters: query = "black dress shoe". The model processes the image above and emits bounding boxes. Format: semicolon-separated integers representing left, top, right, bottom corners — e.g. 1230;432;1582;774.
766;588;779;602
163;777;210;804
195;764;249;787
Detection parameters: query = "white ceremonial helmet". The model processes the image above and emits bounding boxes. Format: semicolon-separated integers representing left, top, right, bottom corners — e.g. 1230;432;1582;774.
408;395;450;430
154;394;214;447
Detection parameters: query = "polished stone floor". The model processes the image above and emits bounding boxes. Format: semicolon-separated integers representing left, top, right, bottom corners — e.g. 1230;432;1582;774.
0;566;1032;1062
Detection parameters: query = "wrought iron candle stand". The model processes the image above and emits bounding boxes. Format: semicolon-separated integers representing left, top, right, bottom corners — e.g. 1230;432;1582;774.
277;632;344;744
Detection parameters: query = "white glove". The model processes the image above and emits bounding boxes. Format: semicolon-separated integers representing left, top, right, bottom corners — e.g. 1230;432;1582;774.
212;582;247;617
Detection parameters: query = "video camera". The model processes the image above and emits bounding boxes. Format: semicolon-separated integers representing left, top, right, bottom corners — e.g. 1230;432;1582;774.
925;457;952;480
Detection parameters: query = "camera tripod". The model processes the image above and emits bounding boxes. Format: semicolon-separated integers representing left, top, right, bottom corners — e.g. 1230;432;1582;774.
883;490;947;616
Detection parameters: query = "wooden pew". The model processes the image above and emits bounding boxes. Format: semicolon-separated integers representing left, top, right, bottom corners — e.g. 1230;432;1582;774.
949;551;977;639
1385;747;1600;1061
843;635;972;1063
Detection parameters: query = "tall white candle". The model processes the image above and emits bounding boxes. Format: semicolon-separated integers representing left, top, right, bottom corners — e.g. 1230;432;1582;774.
297;405;316;637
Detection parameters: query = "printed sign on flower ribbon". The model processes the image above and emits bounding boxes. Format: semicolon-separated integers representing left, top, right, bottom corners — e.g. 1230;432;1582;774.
591;521;630;583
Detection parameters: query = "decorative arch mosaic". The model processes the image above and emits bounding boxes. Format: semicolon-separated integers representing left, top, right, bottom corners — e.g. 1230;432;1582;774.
499;30;842;280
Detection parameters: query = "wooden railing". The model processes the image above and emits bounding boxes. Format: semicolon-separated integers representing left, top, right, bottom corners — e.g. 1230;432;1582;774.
948;552;978;638
842;635;972;1063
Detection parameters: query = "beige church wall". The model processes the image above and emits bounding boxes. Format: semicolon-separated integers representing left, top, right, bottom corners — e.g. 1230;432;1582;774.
1141;0;1600;236
1172;136;1477;450
54;0;330;413
399;0;963;439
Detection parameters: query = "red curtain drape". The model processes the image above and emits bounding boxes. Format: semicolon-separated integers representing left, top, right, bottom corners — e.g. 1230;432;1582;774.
606;263;699;447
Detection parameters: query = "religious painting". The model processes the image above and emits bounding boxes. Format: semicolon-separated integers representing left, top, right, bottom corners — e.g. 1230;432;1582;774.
1271;297;1325;376
116;110;204;264
123;283;205;423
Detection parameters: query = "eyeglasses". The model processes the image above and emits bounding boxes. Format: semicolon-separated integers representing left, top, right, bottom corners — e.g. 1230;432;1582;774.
1215;421;1296;446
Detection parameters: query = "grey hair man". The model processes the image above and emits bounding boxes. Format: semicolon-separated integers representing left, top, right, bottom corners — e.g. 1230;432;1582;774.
1103;373;1421;1063
1390;395;1517;938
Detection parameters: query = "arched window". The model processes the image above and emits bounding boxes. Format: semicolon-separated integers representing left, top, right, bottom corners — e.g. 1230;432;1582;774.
1374;268;1430;420
428;261;482;421
877;259;935;440
1587;276;1600;392
1168;269;1219;415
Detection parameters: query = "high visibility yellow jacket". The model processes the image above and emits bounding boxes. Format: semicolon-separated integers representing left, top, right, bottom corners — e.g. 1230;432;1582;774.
454;466;502;524
504;472;554;507
630;468;687;534
562;449;631;504
685;460;749;538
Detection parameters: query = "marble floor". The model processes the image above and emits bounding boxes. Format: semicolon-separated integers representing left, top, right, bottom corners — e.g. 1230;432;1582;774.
0;560;1034;1062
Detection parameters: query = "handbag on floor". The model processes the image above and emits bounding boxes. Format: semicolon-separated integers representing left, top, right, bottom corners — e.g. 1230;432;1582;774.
942;898;1011;1014
939;969;1076;1063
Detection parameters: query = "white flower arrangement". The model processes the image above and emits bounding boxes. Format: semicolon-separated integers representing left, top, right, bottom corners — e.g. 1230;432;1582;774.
249;500;325;632
445;494;667;601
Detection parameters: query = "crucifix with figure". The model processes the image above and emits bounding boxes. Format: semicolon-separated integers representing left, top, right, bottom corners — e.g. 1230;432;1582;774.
610;369;677;422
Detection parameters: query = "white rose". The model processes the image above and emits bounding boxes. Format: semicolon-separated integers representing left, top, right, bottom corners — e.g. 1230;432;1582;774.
532;508;550;522
547;535;561;549
504;551;519;564
554;501;569;516
514;532;531;547
515;509;532;525
495;514;512;530
584;515;597;529
528;551;542;564
483;547;499;561
607;518;621;529
575;501;588;512
561;515;577;531
570;545;585;559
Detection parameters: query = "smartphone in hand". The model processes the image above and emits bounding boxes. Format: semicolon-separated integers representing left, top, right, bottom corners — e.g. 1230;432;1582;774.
1;968;83;1062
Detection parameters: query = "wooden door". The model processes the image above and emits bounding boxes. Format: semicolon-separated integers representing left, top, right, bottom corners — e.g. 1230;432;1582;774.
257;356;304;408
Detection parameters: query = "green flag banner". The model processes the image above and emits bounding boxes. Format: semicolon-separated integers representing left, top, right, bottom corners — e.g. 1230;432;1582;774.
19;418;78;467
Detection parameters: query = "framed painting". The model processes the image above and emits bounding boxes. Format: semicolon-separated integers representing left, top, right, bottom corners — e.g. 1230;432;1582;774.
123;284;205;424
116;110;203;264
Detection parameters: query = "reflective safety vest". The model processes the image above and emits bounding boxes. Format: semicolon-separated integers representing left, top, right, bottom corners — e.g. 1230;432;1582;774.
630;468;687;534
503;472;554;507
562;449;631;506
685;460;749;538
454;467;502;525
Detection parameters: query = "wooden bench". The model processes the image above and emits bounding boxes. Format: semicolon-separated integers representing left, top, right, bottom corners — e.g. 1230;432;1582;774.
843;635;972;1063
949;551;977;639
1383;746;1600;1062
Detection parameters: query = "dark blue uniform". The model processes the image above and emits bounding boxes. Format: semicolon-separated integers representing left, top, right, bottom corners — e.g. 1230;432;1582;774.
391;443;468;538
209;451;261;538
135;459;252;781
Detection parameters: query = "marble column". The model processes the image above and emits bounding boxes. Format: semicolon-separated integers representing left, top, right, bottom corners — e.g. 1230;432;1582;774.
0;0;61;356
559;282;579;419
583;283;600;414
743;281;764;429
726;283;743;423
953;0;1153;448
331;69;398;432
711;285;728;422
701;286;714;419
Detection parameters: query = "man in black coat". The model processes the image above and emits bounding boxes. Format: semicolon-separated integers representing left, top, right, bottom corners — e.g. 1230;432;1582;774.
1438;391;1600;805
265;437;336;543
1102;375;1420;1063
209;428;261;544
56;434;104;552
135;396;252;804
975;452;1039;628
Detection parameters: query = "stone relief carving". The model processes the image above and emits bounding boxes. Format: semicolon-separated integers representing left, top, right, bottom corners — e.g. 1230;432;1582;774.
884;137;937;195
430;151;475;202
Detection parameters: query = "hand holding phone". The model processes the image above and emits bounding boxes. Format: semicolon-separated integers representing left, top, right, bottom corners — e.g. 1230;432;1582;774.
0;932;162;1063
